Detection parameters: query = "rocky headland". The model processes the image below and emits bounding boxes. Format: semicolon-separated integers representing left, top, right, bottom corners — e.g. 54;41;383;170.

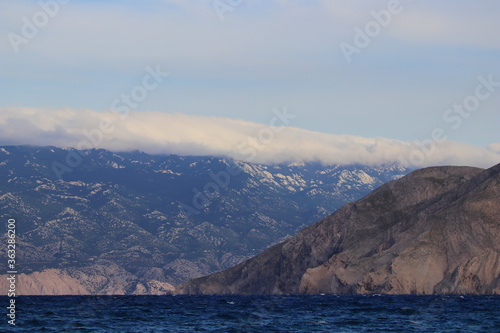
179;163;500;295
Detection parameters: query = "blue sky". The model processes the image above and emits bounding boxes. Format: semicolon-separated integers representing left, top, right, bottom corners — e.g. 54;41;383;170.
0;0;499;166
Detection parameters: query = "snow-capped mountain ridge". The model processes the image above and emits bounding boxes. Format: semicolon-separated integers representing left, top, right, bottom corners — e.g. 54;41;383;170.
0;145;410;289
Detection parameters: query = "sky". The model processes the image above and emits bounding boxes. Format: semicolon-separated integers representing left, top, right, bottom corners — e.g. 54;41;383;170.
1;0;499;167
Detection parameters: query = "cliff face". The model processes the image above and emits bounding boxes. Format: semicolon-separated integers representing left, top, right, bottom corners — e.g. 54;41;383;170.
178;163;500;295
0;264;175;295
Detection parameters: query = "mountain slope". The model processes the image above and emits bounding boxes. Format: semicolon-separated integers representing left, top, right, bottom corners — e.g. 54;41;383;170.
0;145;408;291
178;163;500;295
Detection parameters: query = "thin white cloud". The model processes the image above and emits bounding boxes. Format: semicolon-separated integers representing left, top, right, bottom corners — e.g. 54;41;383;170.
393;3;500;49
3;0;497;76
0;107;498;168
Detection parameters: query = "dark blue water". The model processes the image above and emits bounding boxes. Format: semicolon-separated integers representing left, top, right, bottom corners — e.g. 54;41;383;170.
1;295;499;332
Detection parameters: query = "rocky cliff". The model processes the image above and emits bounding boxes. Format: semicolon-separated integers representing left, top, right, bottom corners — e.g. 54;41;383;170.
179;163;500;295
0;263;175;295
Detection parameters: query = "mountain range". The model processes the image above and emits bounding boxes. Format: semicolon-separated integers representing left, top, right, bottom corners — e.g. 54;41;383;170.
0;145;409;294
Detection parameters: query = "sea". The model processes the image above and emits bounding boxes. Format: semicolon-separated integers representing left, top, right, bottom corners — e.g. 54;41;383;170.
2;295;499;332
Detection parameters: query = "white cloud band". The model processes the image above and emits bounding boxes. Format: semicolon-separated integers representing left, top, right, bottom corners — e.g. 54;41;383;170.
0;107;498;168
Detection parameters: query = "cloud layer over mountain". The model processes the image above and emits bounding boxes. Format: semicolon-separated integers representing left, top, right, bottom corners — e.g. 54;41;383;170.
1;107;498;168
